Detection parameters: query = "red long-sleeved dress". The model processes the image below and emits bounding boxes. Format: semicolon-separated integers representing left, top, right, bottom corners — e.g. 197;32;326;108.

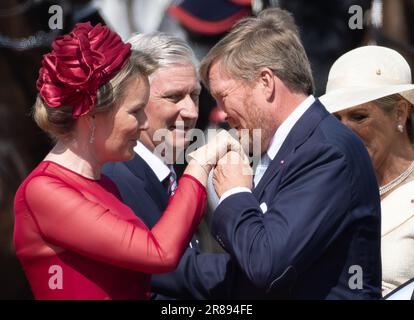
13;161;206;300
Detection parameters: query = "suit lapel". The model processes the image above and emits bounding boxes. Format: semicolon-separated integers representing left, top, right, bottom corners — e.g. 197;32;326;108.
125;154;199;248
253;100;329;199
125;154;169;211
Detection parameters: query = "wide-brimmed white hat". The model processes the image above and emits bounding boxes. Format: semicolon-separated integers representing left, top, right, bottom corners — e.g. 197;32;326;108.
319;46;414;113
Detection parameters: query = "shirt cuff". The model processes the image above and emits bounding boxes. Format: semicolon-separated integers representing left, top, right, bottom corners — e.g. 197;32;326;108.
218;187;252;205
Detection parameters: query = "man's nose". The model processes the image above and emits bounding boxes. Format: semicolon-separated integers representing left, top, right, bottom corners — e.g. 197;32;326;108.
180;95;198;120
209;106;228;123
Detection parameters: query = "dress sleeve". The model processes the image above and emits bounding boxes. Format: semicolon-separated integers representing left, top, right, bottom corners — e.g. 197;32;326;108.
24;174;206;274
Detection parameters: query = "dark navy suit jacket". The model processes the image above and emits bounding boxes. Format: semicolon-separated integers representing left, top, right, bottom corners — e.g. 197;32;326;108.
103;153;233;299
211;99;382;299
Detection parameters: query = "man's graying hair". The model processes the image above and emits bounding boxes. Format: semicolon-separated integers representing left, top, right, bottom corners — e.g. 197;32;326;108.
127;32;199;76
200;8;314;95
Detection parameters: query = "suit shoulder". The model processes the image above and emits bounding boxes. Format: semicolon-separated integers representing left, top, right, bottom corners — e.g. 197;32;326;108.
102;160;145;185
102;161;121;176
313;115;378;194
317;115;369;160
292;114;371;180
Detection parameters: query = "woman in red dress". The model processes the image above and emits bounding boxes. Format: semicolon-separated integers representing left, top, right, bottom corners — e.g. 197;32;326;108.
13;22;241;300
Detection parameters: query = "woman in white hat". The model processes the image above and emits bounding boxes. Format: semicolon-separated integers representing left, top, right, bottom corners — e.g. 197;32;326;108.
320;45;414;297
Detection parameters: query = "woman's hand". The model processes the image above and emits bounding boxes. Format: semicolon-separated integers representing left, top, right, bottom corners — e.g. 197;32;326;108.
213;151;253;198
187;130;246;173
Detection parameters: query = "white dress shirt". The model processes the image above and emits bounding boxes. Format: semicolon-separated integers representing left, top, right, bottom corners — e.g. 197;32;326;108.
134;141;176;186
219;95;316;204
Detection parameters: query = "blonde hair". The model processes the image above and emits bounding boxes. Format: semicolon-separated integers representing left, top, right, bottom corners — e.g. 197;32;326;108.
200;8;314;95
34;51;157;141
374;94;414;143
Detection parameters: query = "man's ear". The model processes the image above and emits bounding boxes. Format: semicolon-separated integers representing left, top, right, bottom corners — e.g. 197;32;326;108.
257;67;275;101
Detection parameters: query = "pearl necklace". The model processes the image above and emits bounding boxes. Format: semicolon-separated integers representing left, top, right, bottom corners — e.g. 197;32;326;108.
379;160;414;196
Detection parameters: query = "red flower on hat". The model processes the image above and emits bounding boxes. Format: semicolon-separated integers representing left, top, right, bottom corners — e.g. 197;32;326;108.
36;22;131;118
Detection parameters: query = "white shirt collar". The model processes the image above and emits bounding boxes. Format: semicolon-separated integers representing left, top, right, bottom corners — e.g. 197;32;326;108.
266;95;315;161
134;141;172;182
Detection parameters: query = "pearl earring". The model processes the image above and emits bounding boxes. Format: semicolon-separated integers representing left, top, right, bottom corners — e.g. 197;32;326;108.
397;124;404;133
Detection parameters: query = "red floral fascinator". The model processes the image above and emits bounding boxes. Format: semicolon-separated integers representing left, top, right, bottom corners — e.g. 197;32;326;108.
36;22;131;118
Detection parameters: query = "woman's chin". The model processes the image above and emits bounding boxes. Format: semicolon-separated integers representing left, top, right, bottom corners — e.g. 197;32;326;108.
125;148;135;161
114;149;135;163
